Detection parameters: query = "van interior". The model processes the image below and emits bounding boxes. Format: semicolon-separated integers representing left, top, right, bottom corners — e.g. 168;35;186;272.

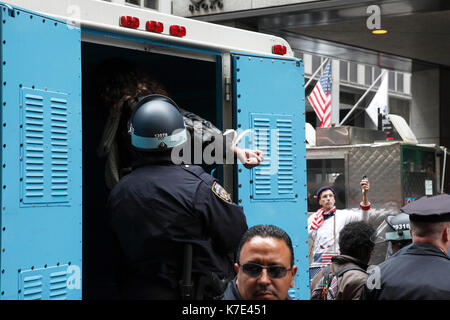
81;41;220;299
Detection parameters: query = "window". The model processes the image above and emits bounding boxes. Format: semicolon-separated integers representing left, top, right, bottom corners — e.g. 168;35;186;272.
349;62;357;83
312;55;322;73
338;61;357;84
125;0;140;5
307;159;346;211
362;66;407;94
340;60;348;81
389;98;410;123
144;0;157;9
365;66;373;86
396;73;404;93
124;0;158;9
389;71;396;91
373;66;381;85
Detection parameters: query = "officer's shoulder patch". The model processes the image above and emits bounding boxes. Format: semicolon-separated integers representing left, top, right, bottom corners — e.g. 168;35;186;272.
211;181;232;204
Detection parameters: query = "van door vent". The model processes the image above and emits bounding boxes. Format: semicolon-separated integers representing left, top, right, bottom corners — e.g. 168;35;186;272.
19;265;68;300
50;97;69;199
23;92;45;200
49;270;68;300
21;89;70;206
253;116;272;197
250;113;295;201
277;118;294;196
22;274;43;300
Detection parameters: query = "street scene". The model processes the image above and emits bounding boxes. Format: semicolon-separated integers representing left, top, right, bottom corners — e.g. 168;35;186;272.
0;0;448;305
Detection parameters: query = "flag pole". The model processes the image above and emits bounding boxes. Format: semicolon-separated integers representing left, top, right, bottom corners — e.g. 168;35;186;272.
339;70;387;126
304;58;330;90
441;147;447;194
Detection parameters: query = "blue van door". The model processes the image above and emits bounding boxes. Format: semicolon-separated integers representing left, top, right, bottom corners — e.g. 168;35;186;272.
232;54;308;299
0;4;82;299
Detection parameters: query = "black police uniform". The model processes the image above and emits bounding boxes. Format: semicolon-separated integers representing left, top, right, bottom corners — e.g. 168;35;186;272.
360;243;450;300
361;194;450;300
106;154;248;299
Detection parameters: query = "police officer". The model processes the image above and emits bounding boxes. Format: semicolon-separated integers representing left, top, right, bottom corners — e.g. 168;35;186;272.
371;212;412;260
106;94;248;299
360;194;450;300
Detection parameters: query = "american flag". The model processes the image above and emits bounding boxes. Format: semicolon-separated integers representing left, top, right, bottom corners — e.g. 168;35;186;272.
321;252;338;264
308;61;332;127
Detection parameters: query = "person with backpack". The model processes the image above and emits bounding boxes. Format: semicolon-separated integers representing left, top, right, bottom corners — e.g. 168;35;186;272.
310;221;375;300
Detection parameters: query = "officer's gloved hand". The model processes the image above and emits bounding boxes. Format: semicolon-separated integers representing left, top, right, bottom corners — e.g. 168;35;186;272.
203;272;232;300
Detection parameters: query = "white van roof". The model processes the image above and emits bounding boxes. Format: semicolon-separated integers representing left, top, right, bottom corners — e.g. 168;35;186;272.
2;0;294;58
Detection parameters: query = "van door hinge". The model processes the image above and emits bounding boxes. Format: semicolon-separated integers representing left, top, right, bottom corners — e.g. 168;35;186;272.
1;4;15;17
225;77;231;102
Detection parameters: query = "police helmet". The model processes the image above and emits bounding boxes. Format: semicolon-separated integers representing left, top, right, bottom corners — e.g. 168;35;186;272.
128;94;187;151
371;212;412;244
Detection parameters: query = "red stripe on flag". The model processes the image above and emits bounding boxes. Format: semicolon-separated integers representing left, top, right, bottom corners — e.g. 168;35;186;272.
312;90;326;114
322;115;331;127
308;95;324;120
320;98;331;127
321;252;338;264
316;86;327;105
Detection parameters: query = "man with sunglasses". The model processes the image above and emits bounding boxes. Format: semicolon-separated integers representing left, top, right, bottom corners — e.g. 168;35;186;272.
222;225;297;300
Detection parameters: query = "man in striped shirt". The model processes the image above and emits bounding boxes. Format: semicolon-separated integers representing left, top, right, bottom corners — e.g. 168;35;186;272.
308;178;371;279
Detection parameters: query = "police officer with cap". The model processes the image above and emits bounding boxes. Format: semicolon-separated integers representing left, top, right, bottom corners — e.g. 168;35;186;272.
361;194;450;300
106;94;248;299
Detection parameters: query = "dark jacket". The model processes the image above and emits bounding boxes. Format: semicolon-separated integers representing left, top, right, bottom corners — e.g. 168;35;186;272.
181;108;235;174
222;277;293;300
360;243;450;300
310;255;368;300
222;278;242;300
107;156;248;299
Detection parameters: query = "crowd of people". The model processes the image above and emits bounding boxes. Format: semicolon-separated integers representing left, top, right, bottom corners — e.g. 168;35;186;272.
96;59;450;301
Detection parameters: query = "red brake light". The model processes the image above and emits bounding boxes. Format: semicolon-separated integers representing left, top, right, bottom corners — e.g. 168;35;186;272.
170;25;186;37
273;45;287;55
146;20;164;33
120;16;140;29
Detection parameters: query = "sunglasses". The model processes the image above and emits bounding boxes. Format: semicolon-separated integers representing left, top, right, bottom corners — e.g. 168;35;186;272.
239;262;292;279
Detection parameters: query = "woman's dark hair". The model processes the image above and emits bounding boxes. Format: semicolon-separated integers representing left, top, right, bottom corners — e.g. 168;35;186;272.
338;221;375;260
93;59;170;172
236;225;294;267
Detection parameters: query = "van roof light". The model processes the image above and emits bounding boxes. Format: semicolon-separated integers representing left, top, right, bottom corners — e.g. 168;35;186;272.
273;45;287;55
146;20;164;33
120;16;140;29
170;25;186;37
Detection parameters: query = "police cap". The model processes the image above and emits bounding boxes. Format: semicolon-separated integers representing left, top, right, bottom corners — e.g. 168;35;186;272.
401;194;450;223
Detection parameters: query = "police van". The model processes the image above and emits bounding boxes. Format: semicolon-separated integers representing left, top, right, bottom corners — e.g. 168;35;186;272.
0;0;308;300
